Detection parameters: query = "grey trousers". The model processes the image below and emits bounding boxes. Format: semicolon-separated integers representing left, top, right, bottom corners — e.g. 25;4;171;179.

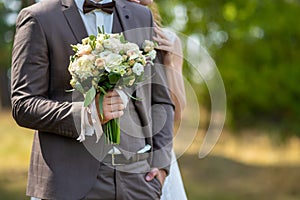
31;162;162;200
83;163;162;200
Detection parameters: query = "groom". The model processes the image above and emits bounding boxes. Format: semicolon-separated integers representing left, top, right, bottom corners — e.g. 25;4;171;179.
11;0;174;199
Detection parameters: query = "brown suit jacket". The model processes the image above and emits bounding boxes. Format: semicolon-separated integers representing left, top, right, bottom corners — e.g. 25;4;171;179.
11;0;174;199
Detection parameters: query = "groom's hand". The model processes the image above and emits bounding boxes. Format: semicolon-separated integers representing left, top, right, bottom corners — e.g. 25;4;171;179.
95;90;125;124
145;168;167;186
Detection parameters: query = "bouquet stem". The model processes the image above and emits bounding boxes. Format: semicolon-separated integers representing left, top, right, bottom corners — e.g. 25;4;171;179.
99;93;120;144
105;118;120;144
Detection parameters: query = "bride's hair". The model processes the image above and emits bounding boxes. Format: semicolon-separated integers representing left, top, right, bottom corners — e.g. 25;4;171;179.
149;3;162;27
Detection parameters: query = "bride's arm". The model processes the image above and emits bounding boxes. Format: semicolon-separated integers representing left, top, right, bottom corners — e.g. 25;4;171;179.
153;26;186;121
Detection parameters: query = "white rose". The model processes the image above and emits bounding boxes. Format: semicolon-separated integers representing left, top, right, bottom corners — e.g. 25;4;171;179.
123;43;139;52
148;50;157;60
95;58;105;69
94;42;104;53
81;37;89;45
78;54;95;67
104;53;123;72
68;60;77;75
143;40;155;53
99;50;112;58
127;49;140;60
103;38;122;53
132;63;144;76
76;54;95;79
105;53;123;66
77;44;92;57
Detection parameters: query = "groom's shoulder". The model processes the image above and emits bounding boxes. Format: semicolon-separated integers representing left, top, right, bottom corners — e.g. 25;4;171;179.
116;0;152;19
16;0;68;28
18;0;61;20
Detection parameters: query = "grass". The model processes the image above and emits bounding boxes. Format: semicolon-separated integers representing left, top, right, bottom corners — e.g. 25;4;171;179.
0;170;28;200
0;110;32;200
1;110;300;199
179;155;300;200
180;128;300;200
0;110;33;171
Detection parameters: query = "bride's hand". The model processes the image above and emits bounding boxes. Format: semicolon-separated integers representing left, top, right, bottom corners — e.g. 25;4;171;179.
153;26;174;53
127;0;141;3
127;0;153;6
153;25;177;67
153;25;183;72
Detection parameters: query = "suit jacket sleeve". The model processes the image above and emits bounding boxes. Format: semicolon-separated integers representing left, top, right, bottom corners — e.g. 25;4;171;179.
147;12;175;173
11;9;81;138
151;63;175;174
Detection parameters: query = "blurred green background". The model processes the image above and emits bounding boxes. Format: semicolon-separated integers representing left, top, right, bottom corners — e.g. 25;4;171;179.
1;0;300;199
157;0;300;137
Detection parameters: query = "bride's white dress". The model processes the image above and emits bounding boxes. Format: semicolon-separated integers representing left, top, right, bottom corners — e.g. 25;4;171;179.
161;151;187;200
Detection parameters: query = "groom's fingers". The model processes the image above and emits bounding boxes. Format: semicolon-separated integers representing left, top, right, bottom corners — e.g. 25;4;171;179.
104;91;123;105
103;97;125;112
105;90;119;97
108;104;125;111
145;168;167;186
95;90;125;124
103;101;124;121
157;169;167;186
105;110;124;119
101;109;124;124
104;97;123;105
145;168;159;181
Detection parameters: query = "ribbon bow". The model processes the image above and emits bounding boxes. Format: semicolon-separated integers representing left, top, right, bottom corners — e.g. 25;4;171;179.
83;0;115;14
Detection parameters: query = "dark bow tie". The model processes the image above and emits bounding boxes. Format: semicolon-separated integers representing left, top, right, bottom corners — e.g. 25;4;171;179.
83;0;115;14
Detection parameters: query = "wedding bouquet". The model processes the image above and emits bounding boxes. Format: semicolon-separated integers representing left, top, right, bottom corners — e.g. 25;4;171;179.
68;30;157;144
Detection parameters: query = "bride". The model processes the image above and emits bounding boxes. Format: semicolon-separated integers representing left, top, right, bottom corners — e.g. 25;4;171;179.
128;1;188;199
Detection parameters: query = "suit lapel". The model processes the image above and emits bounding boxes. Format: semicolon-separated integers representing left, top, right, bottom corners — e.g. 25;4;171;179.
112;6;123;33
61;0;137;42
61;0;88;43
113;0;136;40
